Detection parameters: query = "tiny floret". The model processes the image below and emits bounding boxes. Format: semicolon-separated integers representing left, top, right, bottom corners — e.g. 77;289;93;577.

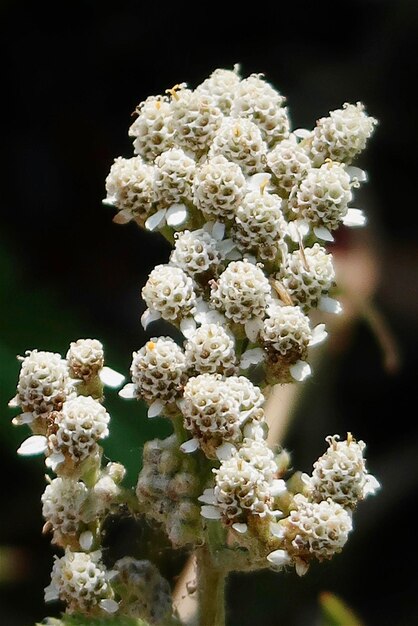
66;339;104;382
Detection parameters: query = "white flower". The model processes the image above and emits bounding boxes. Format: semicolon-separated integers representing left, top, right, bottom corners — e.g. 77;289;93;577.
185;323;238;376
209;116;267;175
196;65;241;113
41;477;89;544
193;155;246;221
170;228;223;277
267;137;311;194
129;95;175;161
154;148;196;207
66;338;104;381
142;264;197;322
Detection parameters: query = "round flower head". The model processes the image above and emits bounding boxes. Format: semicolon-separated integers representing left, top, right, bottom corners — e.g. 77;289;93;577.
283;494;352;565
104;156;155;227
209;116;267;175
233;190;287;261
154;148;196;208
129;95;175;161
41;477;89;546
289;162;352;231
142;264;197;322
11;350;69;430
185;323;238;377
170;229;223;278
210;260;272;326
193;155;246;221
45;549;116;614
231;74;289;146
113;557;172;623
309;102;377;166
279;243;335;311
304;434;380;509
130;337;187;413
267;137;311;195
181;374;264;458
168;84;223;155
196;66;241;114
49;395;110;466
66;339;104;382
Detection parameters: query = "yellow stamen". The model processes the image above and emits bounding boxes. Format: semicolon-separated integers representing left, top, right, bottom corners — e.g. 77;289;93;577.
165;83;183;101
147;341;156;351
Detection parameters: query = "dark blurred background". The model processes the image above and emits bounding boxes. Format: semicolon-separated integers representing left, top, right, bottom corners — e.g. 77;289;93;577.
1;1;417;625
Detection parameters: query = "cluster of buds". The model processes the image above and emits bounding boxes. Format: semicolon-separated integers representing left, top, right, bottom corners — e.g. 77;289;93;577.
9;66;379;620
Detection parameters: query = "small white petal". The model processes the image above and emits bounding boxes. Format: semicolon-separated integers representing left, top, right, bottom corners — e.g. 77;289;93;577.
232;523;248;534
318;296;343;314
141;308;161;330
119;383;136;399
309;323;328;347
180;317;197;338
200;505;221;520
45;452;65;471
293;128;311;139
270;479;287;497
287;219;310;243
12;412;35;426
148;399;164;418
166;203;188;227
102;195;116;207
79;531;94;551
270;522;285;539
99;599;119;614
17;435;47;456
180;438;199;454
244;318;263;342
267;549;291;567
346;166;367;183
8;396;18;408
290;360;312;382
145;208;167;231
212;221;225;240
243;421;266;440
240;348;265;370
112;209;132;224
100;366;125;388
364;475;381;495
295;558;309;577
314;225;334;242
342;208;366;227
300;472;311;487
215;442;236;461
44;585;59;603
198;489;217;505
247;172;272;191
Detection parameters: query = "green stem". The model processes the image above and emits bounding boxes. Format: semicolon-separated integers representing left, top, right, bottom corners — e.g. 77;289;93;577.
197;545;227;626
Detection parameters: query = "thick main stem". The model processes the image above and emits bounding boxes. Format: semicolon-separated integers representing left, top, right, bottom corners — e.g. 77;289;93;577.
197;545;226;626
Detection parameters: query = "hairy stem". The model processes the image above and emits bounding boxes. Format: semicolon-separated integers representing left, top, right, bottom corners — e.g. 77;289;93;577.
197;545;227;626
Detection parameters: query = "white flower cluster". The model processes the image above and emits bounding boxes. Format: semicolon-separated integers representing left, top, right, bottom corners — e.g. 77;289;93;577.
9;340;127;616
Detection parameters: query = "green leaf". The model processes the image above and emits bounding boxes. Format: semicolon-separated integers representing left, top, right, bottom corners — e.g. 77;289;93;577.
319;591;364;626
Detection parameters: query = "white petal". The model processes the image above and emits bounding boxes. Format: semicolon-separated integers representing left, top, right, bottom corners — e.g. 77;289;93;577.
244;318;263;342
342;208;366;227
243;421;266;440
100;366;125;388
102;195;116;207
270;479;287;497
346;166;367;183
180;316;197;338
180;438;199;454
211;221;225;240
141;307;161;330
17;435;47;456
215;442;236;461
295;558;309;577
198;489;217;505
247;172;272;191
12;412;35;426
166;203;188;227
318;296;343;314
44;584;59;603
287;219;309;243
309;323;328;346
112;209;132;224
289;360;312;382
45;452;65;471
232;523;248;534
99;599;119;614
145;208;167;231
364;474;380;496
200;505;221;520
270;522;285;539
119;383;136;399
217;238;236;255
79;530;94;551
240;348;265;370
293;128;311;139
313;225;334;242
267;549;291;567
8;396;18;408
148;399;164;418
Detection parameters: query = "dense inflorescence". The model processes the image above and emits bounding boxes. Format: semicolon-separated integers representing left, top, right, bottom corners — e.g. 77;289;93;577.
9;67;379;621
